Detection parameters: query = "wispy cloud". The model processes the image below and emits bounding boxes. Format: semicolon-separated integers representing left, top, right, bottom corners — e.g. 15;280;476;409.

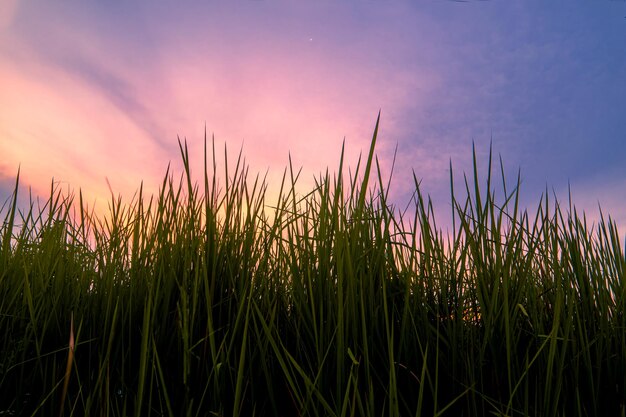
1;0;625;235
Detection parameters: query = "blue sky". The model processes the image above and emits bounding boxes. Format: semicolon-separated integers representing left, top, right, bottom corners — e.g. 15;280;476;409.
1;0;625;233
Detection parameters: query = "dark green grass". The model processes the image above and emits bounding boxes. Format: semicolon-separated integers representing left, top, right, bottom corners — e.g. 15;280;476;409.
1;116;625;416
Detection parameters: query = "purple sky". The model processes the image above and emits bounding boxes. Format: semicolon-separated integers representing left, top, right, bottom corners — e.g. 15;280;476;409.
1;0;625;236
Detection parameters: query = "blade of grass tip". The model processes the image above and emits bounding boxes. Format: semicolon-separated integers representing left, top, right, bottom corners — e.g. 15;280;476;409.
331;139;346;231
450;159;457;236
223;141;230;202
178;137;198;213
377;144;397;208
1;166;19;260
356;111;380;215
204;129;209;208
212;134;218;206
58;312;75;417
471;142;483;225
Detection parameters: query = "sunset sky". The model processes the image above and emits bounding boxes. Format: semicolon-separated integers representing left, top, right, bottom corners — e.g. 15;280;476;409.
1;0;625;233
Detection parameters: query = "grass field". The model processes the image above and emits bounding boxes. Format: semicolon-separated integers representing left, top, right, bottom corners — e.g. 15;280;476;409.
1;117;625;416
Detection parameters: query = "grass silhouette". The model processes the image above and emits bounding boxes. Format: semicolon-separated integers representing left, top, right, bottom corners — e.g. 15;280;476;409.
1;116;624;416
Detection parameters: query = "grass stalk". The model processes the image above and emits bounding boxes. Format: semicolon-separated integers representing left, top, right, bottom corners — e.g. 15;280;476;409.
1;117;624;416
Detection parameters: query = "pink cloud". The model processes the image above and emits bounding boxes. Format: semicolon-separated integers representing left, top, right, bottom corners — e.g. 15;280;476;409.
3;0;623;239
1;6;433;222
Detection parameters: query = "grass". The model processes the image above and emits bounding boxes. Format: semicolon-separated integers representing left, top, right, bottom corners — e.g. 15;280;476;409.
1;115;625;416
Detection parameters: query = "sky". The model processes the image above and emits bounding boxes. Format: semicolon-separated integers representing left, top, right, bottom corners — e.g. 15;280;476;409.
1;0;625;237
